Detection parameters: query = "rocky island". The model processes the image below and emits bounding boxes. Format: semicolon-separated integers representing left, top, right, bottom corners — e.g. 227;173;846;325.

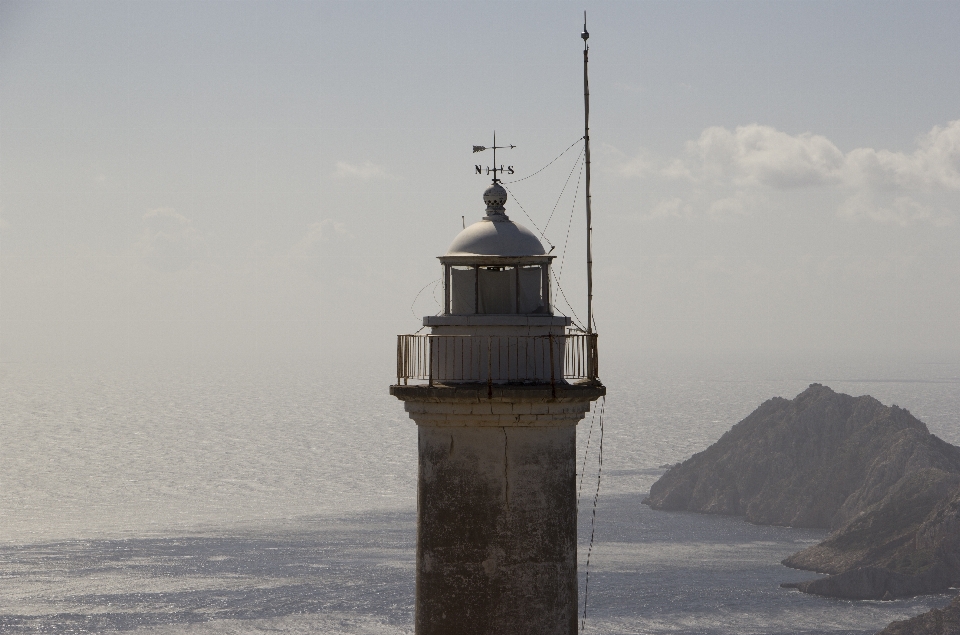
643;384;960;631
878;595;960;634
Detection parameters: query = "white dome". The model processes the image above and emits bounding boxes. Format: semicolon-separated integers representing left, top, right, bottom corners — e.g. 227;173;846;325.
446;218;546;257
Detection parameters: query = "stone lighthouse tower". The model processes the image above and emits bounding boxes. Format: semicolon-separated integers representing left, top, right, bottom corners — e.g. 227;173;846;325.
391;177;604;634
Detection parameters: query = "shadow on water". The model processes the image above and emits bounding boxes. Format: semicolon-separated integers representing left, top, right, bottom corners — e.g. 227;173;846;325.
0;512;416;633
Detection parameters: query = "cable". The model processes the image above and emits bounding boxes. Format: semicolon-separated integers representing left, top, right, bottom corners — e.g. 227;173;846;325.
504;136;584;184
432;276;444;311
577;401;599;512
504;145;584;253
543;147;585;238
500;183;552;248
551;268;585;332
580;395;605;634
558;160;585;280
410;278;441;321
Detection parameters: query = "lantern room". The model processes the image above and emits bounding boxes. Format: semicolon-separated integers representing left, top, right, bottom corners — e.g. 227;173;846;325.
439;182;554;316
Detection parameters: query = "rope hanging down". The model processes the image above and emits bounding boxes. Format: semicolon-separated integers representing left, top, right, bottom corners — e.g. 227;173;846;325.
504;136;584;184
580;395;605;633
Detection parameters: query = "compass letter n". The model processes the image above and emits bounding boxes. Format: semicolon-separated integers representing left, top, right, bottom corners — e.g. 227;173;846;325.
475;165;482;174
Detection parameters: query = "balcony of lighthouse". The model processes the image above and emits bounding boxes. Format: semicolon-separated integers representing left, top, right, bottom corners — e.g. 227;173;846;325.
397;256;598;387
396;330;598;386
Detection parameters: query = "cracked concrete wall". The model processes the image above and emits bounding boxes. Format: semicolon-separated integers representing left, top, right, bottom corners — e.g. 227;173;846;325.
416;423;578;635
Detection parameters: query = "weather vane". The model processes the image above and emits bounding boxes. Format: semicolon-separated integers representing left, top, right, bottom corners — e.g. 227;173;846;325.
473;131;516;182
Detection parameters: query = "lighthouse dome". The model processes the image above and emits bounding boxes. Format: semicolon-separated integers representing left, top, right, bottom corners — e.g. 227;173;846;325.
446;219;545;257
445;183;547;257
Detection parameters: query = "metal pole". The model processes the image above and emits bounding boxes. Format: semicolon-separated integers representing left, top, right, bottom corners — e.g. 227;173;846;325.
444;264;451;315
582;13;593;335
428;337;434;387
515;265;520;314
549;334;556;398
487;335;493;399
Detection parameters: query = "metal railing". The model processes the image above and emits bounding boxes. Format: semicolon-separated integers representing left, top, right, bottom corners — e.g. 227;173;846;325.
396;333;599;385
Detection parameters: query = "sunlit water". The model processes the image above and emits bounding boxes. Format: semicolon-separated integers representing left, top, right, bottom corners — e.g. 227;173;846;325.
2;354;958;633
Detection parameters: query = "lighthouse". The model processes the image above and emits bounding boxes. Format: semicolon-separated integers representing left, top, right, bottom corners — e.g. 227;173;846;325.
391;173;605;632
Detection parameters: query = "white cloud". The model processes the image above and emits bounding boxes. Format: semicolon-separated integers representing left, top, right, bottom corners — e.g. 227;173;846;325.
838;193;935;227
133;208;203;265
660;158;694;181
619;120;960;224
706;191;758;217
616;155;652;179
601;143;654;179
333;160;397;181
647;197;692;220
289;219;348;259
689;124;845;189
842;121;960;191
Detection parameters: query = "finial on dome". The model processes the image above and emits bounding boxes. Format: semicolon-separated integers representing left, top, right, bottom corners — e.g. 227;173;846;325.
483;182;509;220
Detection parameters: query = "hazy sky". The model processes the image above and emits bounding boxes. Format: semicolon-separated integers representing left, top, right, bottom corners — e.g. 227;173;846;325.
3;0;959;370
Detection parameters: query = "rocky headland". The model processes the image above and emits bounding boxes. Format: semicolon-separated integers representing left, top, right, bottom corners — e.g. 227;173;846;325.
643;383;960;608
878;595;960;634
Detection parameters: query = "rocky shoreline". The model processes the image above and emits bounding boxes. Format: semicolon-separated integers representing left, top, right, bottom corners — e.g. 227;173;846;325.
643;384;960;632
878;595;960;634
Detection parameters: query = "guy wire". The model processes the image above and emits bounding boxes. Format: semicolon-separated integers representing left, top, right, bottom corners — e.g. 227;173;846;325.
505;136;584;185
543;146;585;238
580;394;605;633
551;268;585;332
558;160;586;280
500;183;550;248
576;401;599;512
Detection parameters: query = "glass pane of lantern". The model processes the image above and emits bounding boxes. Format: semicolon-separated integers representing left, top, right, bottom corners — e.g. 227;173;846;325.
450;266;476;314
518;265;544;313
478;267;514;314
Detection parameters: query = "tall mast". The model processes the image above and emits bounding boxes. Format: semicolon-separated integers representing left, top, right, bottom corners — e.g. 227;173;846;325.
582;12;593;334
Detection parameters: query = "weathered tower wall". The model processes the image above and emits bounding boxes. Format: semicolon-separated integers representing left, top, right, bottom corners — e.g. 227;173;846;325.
392;384;603;635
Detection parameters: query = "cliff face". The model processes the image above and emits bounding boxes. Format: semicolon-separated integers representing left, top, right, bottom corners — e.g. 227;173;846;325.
783;468;960;576
878;595;960;635
643;384;960;530
780;451;960;603
643;384;960;601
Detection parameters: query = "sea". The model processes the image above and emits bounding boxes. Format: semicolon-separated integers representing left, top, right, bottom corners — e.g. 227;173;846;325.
2;353;959;634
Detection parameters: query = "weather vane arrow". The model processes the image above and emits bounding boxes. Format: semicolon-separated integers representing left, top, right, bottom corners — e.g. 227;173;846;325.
473;131;516;182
